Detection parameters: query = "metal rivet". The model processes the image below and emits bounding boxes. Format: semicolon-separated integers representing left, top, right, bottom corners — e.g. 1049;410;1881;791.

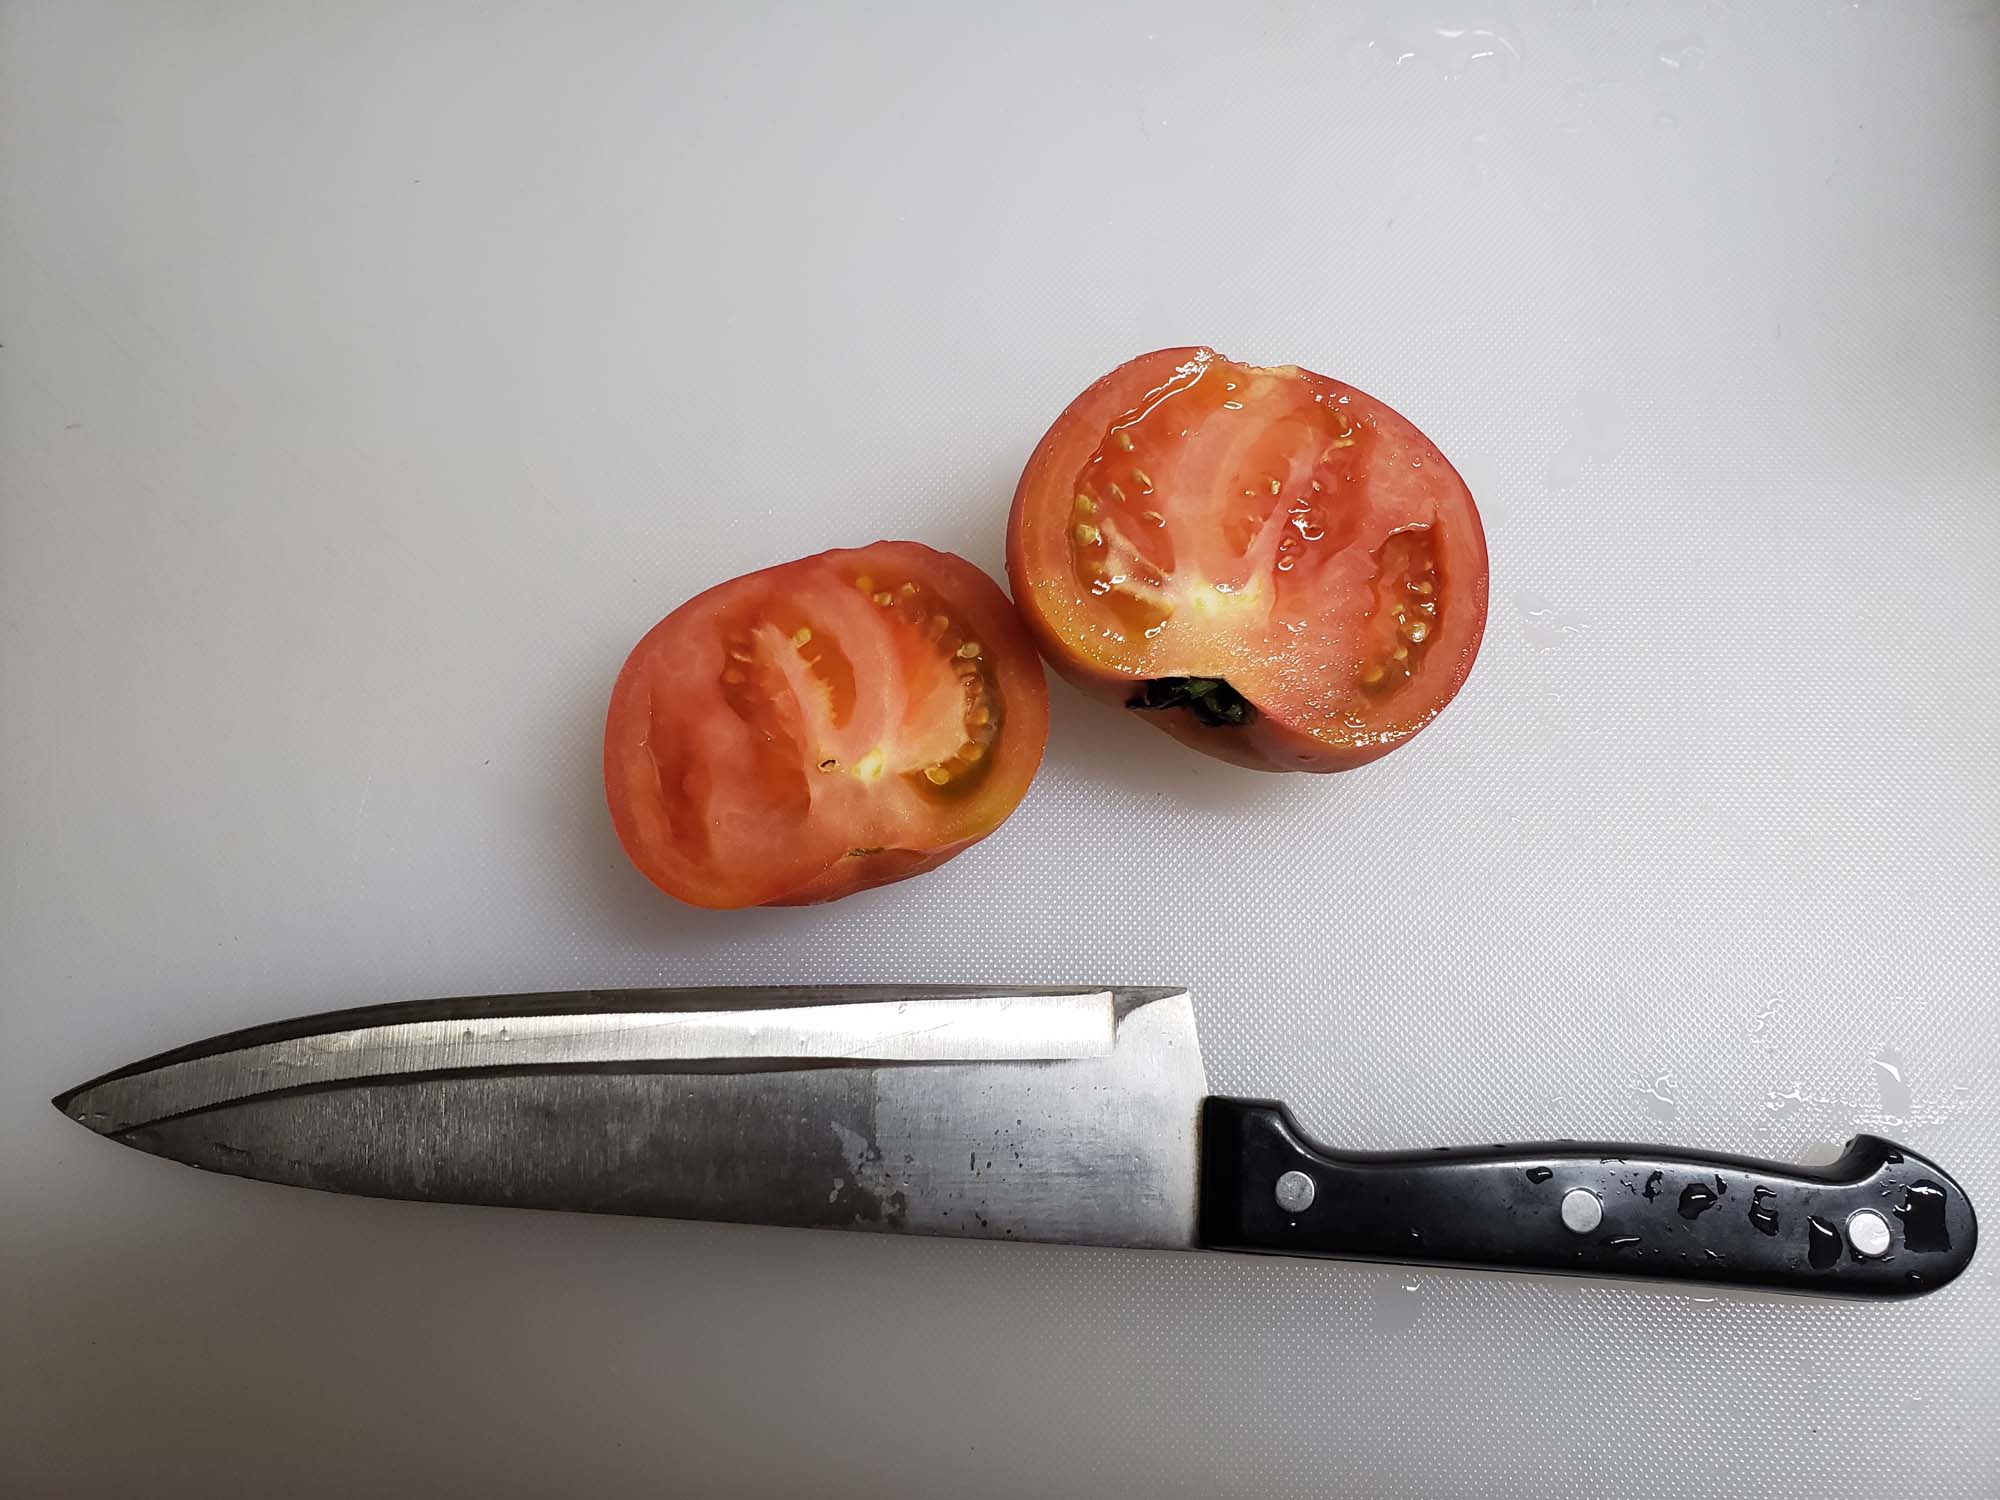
1846;1208;1893;1259
1560;1188;1603;1234
1274;1170;1316;1214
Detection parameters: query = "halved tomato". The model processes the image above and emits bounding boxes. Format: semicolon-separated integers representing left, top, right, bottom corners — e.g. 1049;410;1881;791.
605;542;1048;908
1007;347;1489;772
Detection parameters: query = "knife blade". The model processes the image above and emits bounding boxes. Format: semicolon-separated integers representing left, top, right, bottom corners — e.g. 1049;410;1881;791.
54;984;1977;1294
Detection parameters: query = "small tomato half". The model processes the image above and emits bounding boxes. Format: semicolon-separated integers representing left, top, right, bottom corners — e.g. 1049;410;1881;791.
605;542;1048;908
1007;347;1489;772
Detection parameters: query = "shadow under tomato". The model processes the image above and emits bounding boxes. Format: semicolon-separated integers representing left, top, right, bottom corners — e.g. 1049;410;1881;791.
1034;672;1333;820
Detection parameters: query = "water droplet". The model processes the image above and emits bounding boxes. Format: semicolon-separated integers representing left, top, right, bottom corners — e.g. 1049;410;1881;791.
1525;1166;1554;1184
1748;995;1783;1052
1678;1182;1718;1220
1896;1181;1951;1254
1748;1186;1781;1237
1872;1046;1912;1121
1350;14;1525;83
1545;390;1626;490
1656;37;1708;75
1807;1215;1841;1270
1516;591;1594;651
1370;1273;1424;1336
1629;1074;1679;1122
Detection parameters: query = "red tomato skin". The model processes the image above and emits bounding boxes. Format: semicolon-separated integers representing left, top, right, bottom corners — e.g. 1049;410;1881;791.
770;843;961;907
1007;348;1488;773
605;542;1048;909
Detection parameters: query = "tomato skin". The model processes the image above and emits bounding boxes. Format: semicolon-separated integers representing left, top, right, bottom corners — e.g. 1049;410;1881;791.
605;542;1048;909
1007;347;1489;773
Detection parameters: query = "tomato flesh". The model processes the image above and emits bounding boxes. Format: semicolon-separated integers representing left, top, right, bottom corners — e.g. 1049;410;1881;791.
1007;347;1488;771
605;542;1047;908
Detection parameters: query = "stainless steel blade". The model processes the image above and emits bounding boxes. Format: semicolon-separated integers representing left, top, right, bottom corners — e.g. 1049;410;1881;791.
55;985;1208;1250
59;989;1118;1135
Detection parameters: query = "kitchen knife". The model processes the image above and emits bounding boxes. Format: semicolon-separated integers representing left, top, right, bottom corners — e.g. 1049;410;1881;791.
54;985;1976;1295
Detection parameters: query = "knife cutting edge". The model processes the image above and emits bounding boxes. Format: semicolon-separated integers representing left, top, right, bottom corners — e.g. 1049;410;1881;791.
54;985;1976;1296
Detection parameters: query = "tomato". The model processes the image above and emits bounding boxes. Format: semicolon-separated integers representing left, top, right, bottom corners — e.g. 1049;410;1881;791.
1007;347;1489;772
605;542;1048;908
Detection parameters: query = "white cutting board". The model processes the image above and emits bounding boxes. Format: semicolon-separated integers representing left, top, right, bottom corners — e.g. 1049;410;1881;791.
4;3;1996;1495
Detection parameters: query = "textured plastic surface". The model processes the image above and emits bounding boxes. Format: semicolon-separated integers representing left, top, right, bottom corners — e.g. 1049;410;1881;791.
2;3;1995;1496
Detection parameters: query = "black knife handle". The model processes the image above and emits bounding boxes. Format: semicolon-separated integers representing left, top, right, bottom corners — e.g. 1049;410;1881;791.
1199;1098;1977;1296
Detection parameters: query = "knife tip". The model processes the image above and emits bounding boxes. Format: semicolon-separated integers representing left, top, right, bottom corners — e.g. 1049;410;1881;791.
51;1083;106;1131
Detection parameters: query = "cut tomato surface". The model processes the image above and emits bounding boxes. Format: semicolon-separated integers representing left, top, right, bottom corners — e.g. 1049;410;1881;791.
1007;347;1488;771
605;542;1048;908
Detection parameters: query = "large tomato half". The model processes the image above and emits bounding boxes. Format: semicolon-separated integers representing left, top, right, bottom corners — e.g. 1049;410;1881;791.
1007;347;1489;772
605;542;1048;908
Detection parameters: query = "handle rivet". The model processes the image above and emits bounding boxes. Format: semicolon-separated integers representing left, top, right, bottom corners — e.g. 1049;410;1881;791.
1560;1188;1603;1234
1274;1170;1316;1214
1846;1208;1893;1259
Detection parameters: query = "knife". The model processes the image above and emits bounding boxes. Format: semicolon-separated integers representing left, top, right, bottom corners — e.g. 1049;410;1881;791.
54;984;1976;1296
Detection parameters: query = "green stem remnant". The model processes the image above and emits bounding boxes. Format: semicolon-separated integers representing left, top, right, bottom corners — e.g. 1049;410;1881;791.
1126;677;1255;728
